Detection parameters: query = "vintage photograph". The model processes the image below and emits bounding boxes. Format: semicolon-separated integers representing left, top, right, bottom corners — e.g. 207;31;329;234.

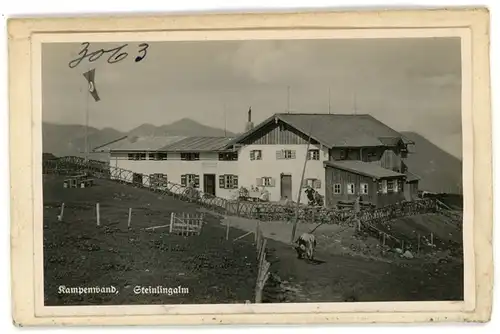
40;37;466;306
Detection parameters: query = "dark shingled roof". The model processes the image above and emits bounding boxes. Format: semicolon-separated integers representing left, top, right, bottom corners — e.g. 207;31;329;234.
160;136;234;152
277;113;413;147
324;160;406;179
405;171;421;182
227;113;413;149
94;136;187;152
94;136;233;152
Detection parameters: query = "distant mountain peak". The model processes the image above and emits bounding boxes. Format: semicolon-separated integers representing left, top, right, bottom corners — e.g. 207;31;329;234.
401;131;462;194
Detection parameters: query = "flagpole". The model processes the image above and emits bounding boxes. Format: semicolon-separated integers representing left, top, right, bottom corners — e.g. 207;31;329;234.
223;102;227;138
290;122;313;244
85;78;89;162
287;86;291;113
328;87;331;114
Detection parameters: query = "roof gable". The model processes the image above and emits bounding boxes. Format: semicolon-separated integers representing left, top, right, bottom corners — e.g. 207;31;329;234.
226;113;413;149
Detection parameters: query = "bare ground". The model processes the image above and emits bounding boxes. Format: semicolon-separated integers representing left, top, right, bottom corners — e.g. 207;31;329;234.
43;174;463;305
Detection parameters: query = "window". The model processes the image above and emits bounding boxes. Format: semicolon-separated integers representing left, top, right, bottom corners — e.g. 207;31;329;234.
250;150;262;161
149;152;168;160
181;153;200;161
218;152;238;161
219;174;239;189
259;177;274;187
389;179;401;193
387;180;394;192
127;153;146;160
334;183;341;194
304;178;321;189
150;173;168;187
360;183;368;195
276;149;296;160
347;183;355;194
379;180;388;194
339;149;347;160
307;149;320;160
181;174;200;188
398;179;404;192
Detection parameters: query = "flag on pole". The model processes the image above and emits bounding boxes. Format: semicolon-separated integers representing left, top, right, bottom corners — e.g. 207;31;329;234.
83;68;100;102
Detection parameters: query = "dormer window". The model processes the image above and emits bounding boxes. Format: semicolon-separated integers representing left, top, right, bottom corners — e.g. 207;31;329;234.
339;149;347;160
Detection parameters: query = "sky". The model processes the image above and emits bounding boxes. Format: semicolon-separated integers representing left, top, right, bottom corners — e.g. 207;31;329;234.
42;37;462;158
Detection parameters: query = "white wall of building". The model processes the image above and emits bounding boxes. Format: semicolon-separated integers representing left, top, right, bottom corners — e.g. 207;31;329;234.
237;143;329;202
109;143;328;203
110;151;239;199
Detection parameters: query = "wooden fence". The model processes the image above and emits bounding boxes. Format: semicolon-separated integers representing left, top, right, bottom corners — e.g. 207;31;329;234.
254;222;270;303
169;212;204;236
43;157;451;229
144;212;204;235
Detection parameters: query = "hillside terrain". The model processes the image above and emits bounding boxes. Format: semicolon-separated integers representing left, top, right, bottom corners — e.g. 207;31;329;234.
402;132;462;194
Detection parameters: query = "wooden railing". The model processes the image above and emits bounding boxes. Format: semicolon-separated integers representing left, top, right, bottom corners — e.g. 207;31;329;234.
43;157;453;228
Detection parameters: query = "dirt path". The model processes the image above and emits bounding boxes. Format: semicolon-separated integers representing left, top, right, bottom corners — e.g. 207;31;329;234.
223;216;464;303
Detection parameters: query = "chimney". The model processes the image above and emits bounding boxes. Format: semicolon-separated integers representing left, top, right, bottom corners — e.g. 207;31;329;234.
245;107;254;131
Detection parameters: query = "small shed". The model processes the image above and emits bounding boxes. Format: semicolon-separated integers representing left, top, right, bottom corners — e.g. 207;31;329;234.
324;160;407;208
404;171;420;201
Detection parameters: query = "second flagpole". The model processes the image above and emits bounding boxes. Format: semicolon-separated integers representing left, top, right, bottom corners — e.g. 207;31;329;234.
84;71;90;162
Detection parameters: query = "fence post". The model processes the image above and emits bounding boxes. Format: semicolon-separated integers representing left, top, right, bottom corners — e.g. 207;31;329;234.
169;212;174;233
96;203;100;226
255;238;270;304
226;219;230;241
258;239;267;267
254;221;258;243
128;208;132;228
58;203;65;222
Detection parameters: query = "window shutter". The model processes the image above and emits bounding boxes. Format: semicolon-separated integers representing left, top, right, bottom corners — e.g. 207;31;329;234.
219;175;225;188
314;179;321;189
233;175;239;189
291;150;296;159
181;175;187;186
250;151;255;160
276;150;282;159
194;175;200;188
270;178;276;187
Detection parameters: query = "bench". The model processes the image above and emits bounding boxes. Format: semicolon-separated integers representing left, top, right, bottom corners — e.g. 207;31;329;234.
63;178;79;188
79;179;94;188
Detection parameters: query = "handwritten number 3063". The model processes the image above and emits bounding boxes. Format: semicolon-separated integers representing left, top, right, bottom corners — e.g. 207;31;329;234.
68;42;149;68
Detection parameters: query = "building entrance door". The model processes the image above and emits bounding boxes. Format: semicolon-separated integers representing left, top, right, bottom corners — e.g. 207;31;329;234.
280;173;292;200
203;174;216;196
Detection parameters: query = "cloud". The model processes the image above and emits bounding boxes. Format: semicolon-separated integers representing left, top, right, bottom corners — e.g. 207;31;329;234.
227;41;314;84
